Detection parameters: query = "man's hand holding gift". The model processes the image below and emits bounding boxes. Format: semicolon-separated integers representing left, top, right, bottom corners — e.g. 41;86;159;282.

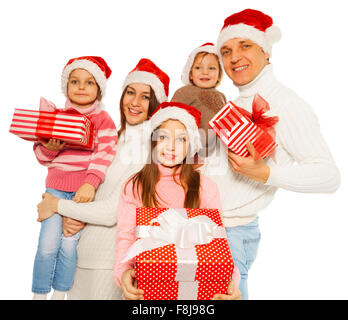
228;141;270;184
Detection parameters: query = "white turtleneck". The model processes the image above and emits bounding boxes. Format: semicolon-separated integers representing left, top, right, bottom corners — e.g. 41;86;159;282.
57;121;151;269
202;64;340;227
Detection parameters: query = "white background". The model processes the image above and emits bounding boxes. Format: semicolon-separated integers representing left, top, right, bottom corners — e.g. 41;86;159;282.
1;0;347;300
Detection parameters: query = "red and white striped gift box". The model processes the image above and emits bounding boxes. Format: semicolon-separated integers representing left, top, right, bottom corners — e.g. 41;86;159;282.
209;101;277;159
134;208;234;300
9;108;95;149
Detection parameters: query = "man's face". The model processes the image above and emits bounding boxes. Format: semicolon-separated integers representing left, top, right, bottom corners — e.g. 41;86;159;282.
220;38;270;86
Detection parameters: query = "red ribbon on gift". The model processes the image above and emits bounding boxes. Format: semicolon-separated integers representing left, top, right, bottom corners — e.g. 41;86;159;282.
35;98;57;137
234;94;279;160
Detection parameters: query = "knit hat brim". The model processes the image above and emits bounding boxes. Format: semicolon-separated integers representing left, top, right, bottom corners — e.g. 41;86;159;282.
150;106;202;156
217;23;281;56
61;59;108;97
122;71;168;103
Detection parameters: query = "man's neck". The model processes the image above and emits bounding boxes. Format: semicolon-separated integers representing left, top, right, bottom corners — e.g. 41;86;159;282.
236;64;274;97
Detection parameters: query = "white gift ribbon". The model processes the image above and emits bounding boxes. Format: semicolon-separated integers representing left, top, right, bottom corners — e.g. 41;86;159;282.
122;208;226;264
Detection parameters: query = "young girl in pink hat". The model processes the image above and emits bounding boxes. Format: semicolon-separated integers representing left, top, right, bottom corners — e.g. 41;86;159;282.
32;56;118;300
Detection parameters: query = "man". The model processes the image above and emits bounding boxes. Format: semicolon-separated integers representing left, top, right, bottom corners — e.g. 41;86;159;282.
200;9;340;299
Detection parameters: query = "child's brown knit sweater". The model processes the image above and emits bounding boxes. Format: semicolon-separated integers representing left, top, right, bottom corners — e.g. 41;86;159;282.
171;85;227;153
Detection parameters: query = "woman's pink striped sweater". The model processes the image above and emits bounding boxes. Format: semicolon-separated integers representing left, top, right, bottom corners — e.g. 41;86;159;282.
34;99;118;192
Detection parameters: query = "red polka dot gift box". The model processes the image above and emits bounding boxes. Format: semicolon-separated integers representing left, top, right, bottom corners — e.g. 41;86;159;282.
130;207;234;300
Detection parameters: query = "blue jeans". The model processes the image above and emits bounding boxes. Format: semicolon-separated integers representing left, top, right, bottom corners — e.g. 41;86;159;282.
32;188;81;294
225;217;261;300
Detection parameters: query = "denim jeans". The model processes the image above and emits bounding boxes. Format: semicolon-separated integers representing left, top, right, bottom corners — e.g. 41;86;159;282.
32;188;81;294
225;217;261;300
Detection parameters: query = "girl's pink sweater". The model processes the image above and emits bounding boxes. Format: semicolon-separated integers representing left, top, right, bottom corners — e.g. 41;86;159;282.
114;164;240;287
33;99;117;192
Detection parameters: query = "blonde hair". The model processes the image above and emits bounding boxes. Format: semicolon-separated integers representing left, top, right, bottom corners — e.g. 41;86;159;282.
189;52;223;87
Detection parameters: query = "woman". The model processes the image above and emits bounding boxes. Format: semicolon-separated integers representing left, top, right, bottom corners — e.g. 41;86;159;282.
37;58;169;300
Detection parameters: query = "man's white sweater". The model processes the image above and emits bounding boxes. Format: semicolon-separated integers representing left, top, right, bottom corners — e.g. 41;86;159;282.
201;64;340;227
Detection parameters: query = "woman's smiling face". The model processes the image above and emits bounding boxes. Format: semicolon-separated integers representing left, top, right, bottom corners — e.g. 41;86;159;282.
122;83;151;125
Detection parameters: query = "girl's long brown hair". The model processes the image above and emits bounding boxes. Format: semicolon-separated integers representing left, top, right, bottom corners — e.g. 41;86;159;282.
118;86;159;136
125;132;201;208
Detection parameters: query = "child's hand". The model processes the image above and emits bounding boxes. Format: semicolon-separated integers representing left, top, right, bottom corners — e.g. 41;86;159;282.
74;183;95;203
38;138;66;151
121;269;144;300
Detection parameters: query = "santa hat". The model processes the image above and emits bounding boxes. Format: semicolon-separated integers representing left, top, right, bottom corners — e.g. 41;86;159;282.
217;9;281;56
122;58;170;103
150;102;202;156
181;42;219;85
61;56;112;98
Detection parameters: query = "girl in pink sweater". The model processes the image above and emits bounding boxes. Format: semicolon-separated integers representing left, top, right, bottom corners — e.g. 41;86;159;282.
114;101;240;300
32;56;117;300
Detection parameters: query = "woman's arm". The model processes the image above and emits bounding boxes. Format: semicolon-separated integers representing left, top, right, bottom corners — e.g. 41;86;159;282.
37;179;123;226
59;182;122;226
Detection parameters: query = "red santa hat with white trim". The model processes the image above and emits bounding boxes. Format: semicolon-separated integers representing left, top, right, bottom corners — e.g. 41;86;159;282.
217;9;281;56
181;42;219;85
150;102;202;156
61;56;112;98
122;58;170;103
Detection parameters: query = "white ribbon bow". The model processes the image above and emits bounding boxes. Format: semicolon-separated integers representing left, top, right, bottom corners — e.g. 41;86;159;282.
121;208;225;263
